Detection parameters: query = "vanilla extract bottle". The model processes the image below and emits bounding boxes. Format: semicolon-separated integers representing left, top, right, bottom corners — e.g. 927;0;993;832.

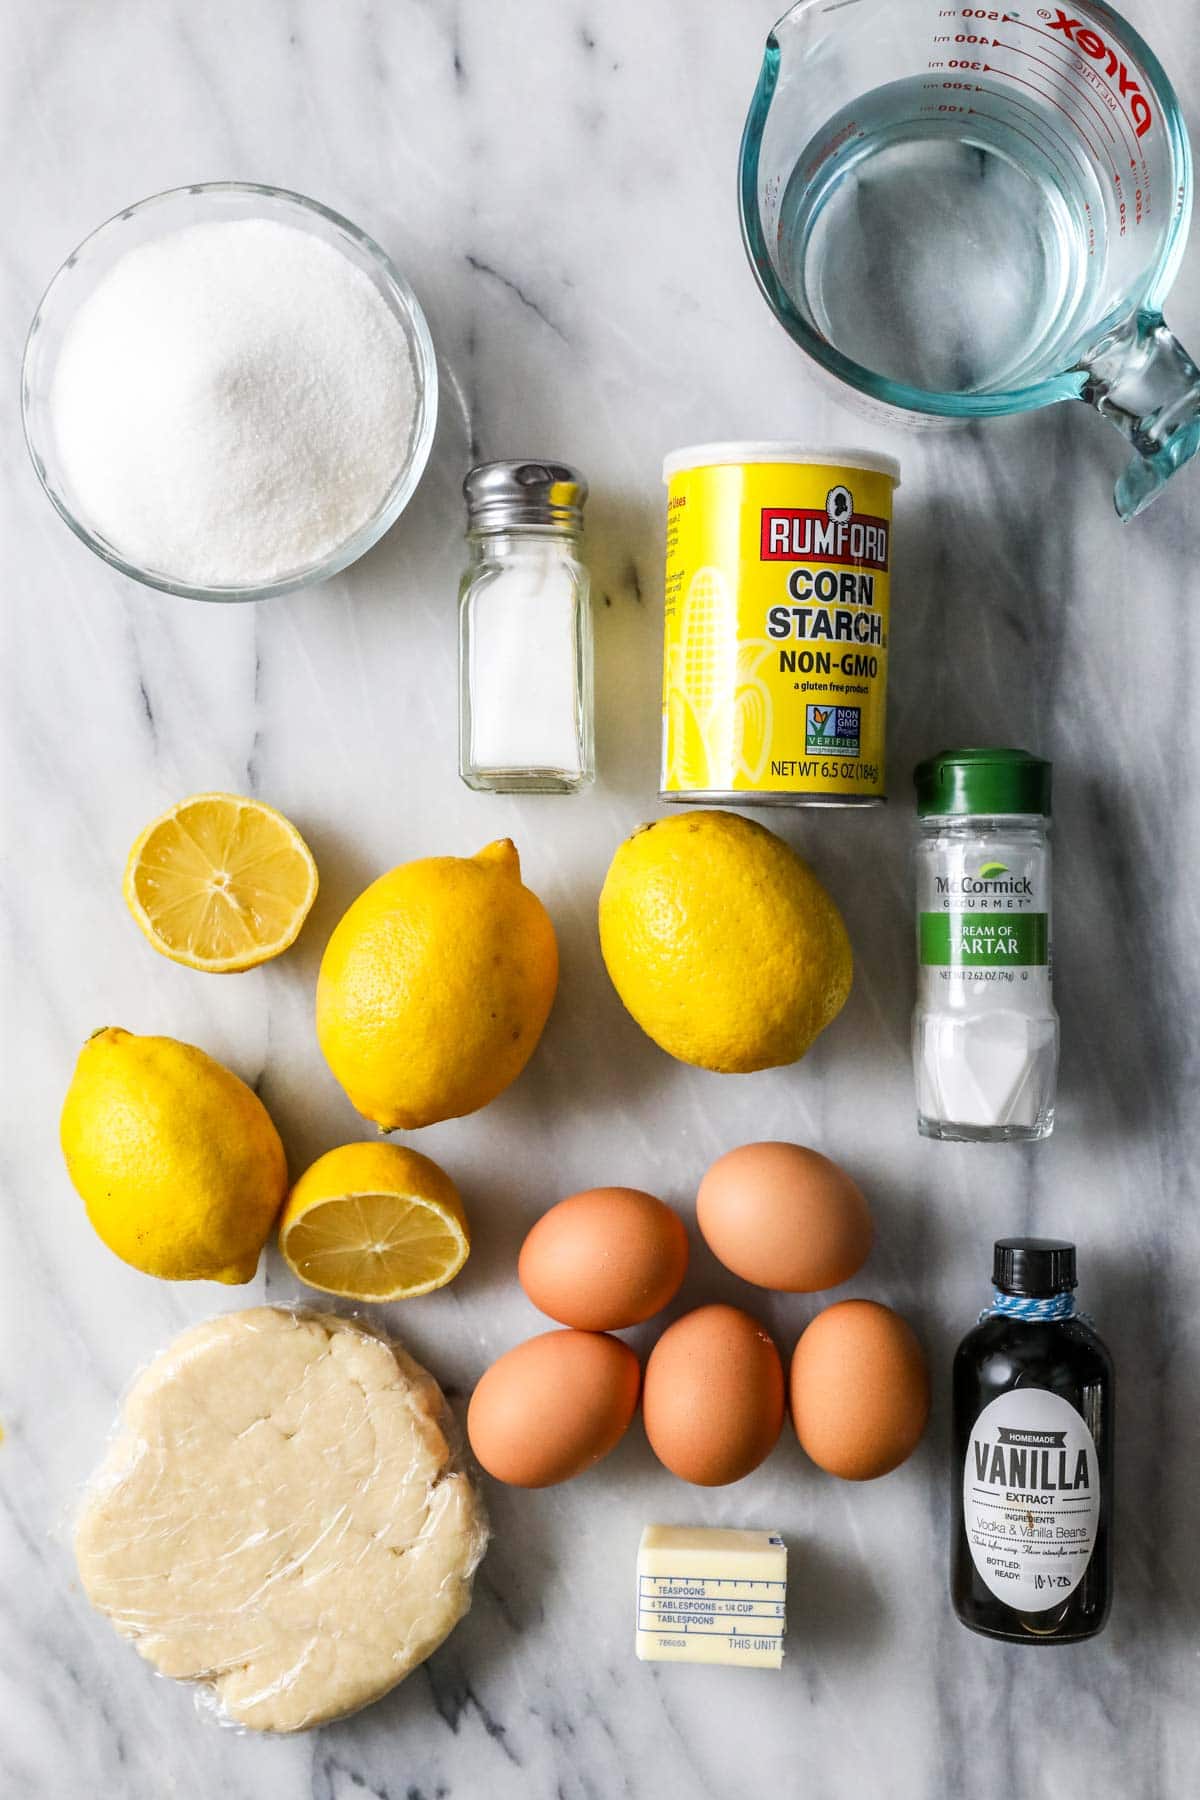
952;1239;1113;1643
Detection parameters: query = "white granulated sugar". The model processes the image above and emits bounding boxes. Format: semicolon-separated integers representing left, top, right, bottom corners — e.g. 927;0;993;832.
50;218;417;586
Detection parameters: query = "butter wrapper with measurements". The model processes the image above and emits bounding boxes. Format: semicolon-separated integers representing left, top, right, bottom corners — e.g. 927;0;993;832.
635;1524;787;1669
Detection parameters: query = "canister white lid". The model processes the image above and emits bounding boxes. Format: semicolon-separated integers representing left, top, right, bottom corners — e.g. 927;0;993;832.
662;442;901;484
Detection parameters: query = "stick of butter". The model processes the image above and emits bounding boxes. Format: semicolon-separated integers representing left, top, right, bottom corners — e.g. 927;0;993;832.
635;1525;787;1669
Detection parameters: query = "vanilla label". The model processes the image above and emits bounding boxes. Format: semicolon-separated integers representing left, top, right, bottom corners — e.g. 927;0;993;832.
963;1389;1100;1612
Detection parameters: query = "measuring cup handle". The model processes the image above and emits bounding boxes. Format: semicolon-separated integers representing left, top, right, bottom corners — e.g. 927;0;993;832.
1080;313;1200;521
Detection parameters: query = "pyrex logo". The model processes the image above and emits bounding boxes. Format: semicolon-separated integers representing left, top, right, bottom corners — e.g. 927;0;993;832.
1043;9;1153;137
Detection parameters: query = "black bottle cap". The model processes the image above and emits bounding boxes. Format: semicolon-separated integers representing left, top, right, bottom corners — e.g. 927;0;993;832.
993;1238;1077;1297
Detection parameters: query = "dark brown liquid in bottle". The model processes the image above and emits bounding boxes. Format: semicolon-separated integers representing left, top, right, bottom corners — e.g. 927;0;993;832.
951;1240;1113;1644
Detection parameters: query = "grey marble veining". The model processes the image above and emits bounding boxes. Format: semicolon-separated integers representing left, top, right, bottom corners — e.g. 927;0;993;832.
2;3;1199;1797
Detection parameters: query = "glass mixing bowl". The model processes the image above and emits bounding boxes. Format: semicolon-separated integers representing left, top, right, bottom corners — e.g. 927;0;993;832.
21;181;439;602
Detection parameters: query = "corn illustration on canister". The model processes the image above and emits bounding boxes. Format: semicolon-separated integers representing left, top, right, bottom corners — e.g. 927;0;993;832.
661;443;900;805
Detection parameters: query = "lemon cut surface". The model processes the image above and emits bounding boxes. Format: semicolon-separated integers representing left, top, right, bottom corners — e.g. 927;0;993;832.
279;1143;470;1302
124;792;318;972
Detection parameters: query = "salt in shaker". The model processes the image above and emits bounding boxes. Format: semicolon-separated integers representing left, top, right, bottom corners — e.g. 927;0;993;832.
458;461;594;793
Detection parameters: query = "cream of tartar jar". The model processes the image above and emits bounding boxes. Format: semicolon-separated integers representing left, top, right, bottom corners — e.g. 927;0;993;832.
912;747;1059;1143
660;441;900;806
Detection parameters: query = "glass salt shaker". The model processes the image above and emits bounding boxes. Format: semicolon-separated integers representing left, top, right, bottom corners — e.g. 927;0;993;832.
458;460;594;793
913;748;1058;1142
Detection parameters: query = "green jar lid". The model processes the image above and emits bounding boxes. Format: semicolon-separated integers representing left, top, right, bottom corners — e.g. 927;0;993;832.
914;747;1052;817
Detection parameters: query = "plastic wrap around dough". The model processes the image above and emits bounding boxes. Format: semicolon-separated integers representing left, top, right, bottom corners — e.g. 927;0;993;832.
74;1307;489;1732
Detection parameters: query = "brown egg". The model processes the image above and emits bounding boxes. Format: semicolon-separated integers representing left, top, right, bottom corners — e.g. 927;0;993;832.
467;1329;640;1488
790;1300;930;1480
643;1303;784;1486
519;1186;689;1329
697;1141;873;1292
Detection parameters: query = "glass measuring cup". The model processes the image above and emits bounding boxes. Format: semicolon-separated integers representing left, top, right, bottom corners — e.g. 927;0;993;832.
739;0;1198;518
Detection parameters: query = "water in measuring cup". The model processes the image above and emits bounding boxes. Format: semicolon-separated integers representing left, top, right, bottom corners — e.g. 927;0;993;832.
777;76;1109;395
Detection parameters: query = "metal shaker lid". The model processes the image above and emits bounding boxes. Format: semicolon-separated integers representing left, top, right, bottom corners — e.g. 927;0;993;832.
463;460;587;532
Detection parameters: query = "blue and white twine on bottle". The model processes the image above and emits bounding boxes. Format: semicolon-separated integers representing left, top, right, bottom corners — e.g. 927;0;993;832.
979;1289;1077;1323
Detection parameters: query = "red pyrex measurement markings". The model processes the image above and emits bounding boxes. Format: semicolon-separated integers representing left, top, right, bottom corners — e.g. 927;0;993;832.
1041;11;1153;136
931;13;1147;160
994;40;1122;145
1002;10;1153;140
973;86;1095;189
977;86;1091;172
967;100;1080;189
993;45;1122;173
923;34;1109;170
984;65;1118;179
999;37;1126;144
925;40;1129;188
964;106;1084;185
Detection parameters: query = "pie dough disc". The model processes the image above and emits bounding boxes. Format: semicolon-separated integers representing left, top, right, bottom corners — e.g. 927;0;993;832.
75;1307;488;1731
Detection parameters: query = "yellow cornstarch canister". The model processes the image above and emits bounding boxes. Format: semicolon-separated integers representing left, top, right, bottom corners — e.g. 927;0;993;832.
660;443;900;806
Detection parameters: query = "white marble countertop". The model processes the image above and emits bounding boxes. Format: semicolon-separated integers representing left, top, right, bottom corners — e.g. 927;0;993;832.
3;3;1199;1796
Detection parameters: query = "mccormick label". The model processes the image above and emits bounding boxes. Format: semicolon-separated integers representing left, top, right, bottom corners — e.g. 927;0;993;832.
660;455;897;803
918;845;1052;980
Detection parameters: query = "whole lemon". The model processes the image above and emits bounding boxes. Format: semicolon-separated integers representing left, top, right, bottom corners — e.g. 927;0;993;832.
60;1028;287;1282
598;811;852;1073
316;839;558;1130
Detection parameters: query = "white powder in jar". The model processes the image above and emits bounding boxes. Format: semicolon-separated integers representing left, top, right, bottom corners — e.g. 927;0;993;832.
916;1012;1059;1130
468;549;584;773
50;218;418;586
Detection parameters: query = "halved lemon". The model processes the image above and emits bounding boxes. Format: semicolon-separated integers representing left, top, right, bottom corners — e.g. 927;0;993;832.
124;793;318;973
279;1141;471;1301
